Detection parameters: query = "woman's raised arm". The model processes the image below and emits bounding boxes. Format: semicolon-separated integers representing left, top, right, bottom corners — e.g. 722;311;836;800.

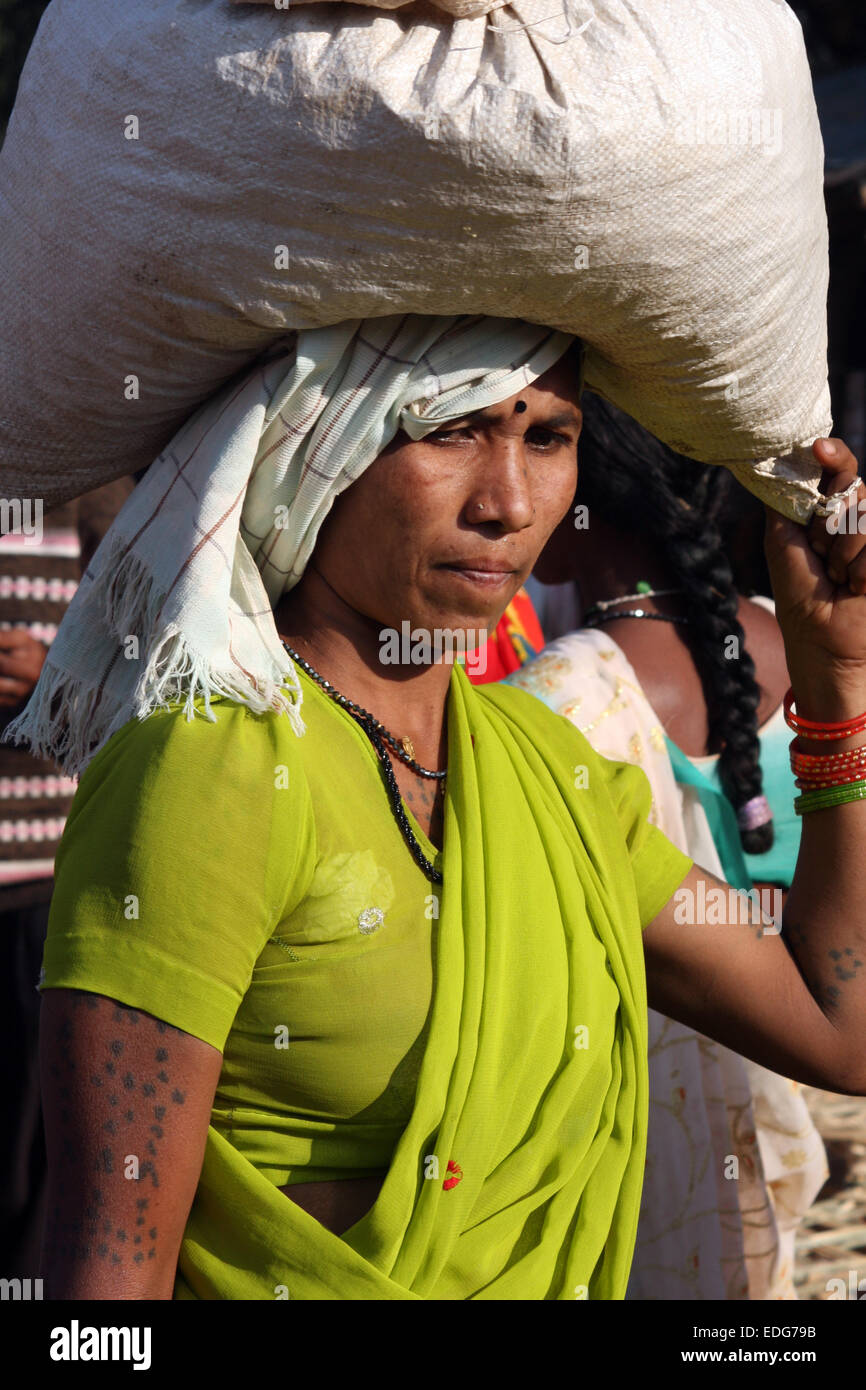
643;437;866;1095
40;988;223;1300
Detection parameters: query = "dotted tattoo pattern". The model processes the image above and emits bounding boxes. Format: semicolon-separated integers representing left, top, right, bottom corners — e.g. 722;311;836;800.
44;992;188;1273
782;921;864;1013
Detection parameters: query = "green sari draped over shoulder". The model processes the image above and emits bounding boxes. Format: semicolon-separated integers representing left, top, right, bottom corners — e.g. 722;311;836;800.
172;668;691;1300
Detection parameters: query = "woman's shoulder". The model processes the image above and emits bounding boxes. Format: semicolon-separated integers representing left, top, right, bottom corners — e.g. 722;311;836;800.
77;684;312;804
472;664;691;906
471;660;603;762
500;629;625;705
737;594;789;719
57;686;318;918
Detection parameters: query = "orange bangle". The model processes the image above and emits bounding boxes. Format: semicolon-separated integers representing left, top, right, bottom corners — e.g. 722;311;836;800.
795;770;866;790
784;687;866;740
791;738;866;778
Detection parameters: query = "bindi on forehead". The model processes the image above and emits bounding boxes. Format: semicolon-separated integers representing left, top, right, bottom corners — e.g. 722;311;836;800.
437;402;581;432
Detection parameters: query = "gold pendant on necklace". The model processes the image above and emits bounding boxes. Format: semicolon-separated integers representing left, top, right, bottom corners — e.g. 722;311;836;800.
401;736;415;760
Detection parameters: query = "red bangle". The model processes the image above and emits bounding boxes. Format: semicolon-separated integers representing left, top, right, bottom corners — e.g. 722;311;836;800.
783;687;866;740
795;770;866;790
793;764;866;786
790;737;866;776
790;735;866;762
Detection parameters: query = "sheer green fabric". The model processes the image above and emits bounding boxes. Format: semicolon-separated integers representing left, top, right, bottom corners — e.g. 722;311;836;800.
40;664;691;1299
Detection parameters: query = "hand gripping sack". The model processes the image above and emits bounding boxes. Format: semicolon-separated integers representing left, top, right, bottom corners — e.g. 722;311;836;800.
0;0;832;520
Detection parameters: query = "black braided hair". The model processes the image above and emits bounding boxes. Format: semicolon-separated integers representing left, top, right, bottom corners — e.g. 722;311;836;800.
576;392;773;854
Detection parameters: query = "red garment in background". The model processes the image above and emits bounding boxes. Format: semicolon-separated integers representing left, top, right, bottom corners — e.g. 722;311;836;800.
465;587;545;685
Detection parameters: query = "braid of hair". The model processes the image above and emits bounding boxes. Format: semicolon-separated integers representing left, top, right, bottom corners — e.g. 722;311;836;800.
576;395;773;854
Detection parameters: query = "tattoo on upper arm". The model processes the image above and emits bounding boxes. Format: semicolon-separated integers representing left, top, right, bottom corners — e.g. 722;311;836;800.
819;948;864;1009
44;992;190;1273
829;947;863;982
781;924;864;1011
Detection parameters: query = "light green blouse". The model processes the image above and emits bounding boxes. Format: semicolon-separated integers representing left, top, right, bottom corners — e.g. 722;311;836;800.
39;664;692;1299
41;666;443;1187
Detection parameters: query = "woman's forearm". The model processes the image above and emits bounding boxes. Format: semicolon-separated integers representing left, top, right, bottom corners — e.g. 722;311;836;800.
778;679;866;1039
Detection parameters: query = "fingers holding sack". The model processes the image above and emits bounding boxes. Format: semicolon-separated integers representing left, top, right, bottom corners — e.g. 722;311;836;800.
764;502;833;625
806;437;866;592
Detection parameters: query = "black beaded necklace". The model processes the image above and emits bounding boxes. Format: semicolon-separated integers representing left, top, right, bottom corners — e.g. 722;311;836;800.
584;609;690;628
583;583;690;629
281;640;444;885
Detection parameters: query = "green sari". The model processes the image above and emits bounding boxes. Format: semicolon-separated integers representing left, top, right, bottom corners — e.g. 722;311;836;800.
175;669;691;1299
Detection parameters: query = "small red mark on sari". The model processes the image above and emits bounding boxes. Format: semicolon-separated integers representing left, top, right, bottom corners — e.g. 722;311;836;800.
443;1159;463;1190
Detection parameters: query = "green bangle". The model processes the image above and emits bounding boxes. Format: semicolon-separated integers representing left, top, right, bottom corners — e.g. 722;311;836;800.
794;778;866;816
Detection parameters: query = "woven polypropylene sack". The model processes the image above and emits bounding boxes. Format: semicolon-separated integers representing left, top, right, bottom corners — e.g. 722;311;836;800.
0;0;831;519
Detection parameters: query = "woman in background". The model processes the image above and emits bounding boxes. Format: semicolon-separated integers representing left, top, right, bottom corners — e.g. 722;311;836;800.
510;394;828;1300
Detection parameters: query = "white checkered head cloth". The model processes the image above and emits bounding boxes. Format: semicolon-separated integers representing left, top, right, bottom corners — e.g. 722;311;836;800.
3;313;578;775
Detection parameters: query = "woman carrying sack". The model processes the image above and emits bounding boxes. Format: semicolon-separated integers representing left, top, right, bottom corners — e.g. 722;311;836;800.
9;313;866;1300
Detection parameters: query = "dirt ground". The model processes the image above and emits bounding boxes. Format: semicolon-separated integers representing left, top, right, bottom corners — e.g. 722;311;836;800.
794;1089;866;1300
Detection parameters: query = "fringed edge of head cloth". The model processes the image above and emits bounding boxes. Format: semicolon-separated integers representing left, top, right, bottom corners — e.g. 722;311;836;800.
3;314;580;776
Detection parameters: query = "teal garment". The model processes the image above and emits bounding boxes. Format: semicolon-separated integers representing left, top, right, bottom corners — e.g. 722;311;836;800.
665;712;801;890
663;738;752;892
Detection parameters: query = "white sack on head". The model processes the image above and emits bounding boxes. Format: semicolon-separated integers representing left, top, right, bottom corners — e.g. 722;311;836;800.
236;0;513;14
1;313;575;778
0;0;831;521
